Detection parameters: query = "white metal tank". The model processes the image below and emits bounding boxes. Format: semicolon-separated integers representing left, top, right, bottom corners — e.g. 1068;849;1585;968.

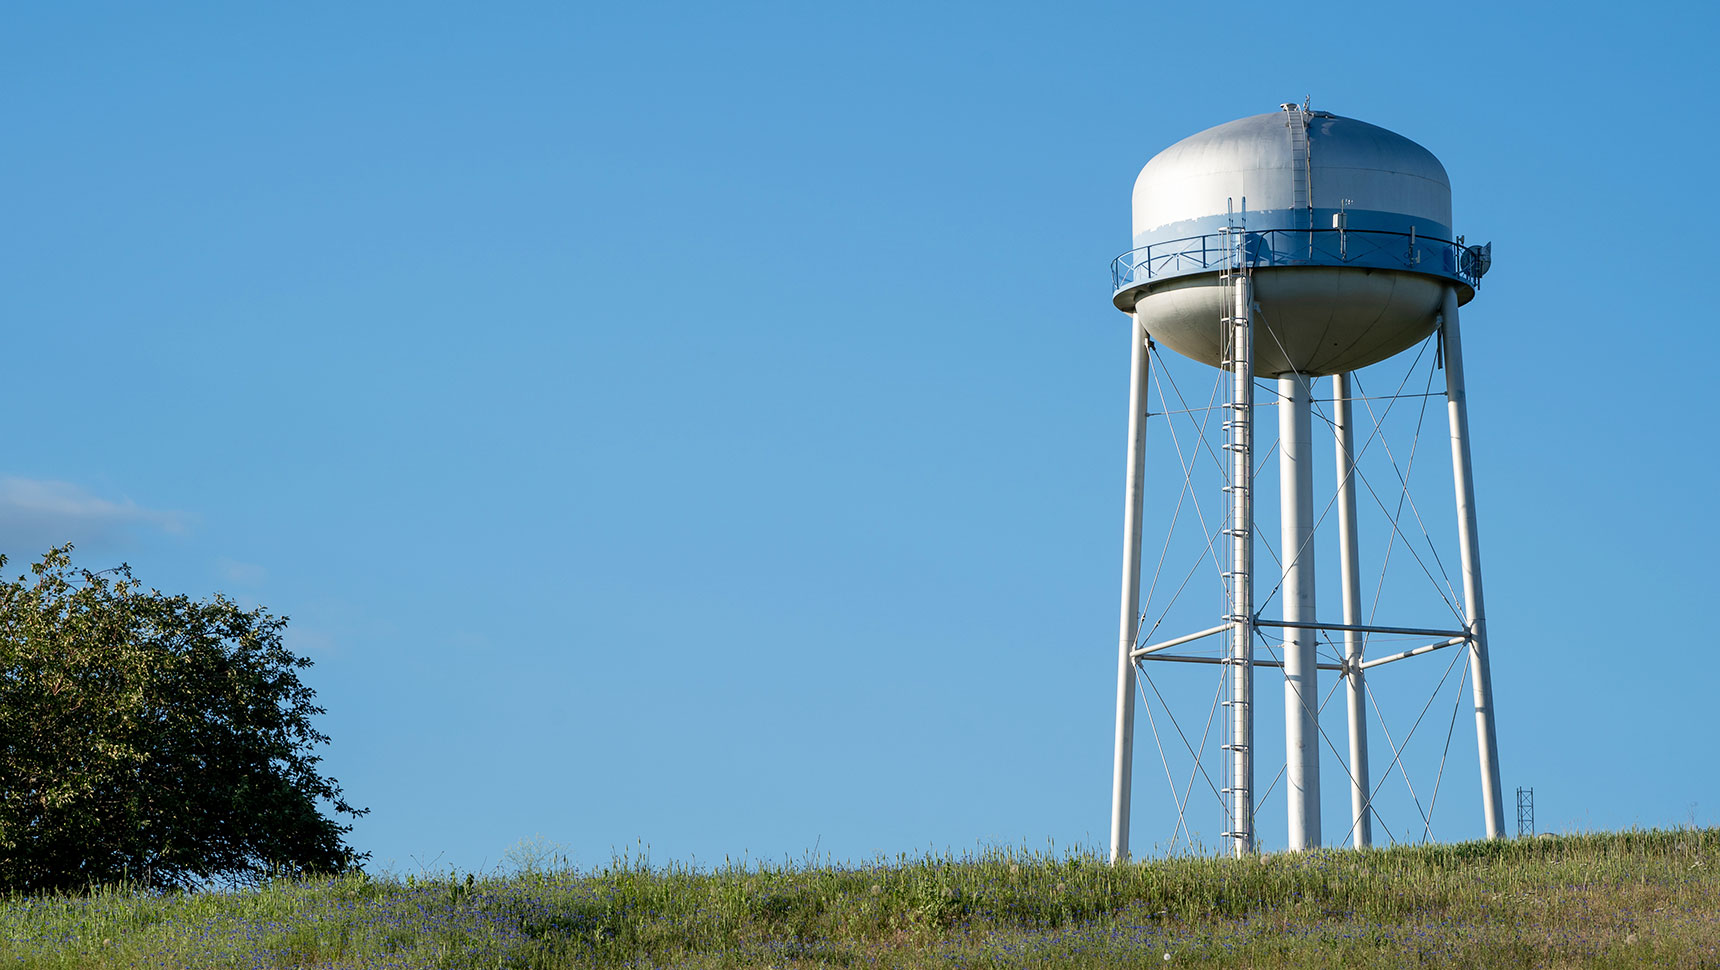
1107;103;1504;865
1111;106;1489;376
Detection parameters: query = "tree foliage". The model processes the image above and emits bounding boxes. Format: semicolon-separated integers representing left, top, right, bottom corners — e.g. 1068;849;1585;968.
0;547;365;891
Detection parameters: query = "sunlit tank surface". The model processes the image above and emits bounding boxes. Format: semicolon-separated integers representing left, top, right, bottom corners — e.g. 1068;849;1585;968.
1112;109;1481;377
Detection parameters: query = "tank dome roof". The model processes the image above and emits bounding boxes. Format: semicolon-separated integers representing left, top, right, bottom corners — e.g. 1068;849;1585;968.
1131;110;1453;243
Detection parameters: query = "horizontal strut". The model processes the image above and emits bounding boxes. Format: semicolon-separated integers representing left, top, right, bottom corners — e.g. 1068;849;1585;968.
1131;624;1230;659
1138;653;1344;672
1256;619;1470;640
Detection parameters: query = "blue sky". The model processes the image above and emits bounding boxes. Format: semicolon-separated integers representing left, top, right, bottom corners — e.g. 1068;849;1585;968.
4;1;1717;872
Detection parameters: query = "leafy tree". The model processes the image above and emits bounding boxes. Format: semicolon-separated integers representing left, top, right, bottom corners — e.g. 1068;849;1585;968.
0;547;365;891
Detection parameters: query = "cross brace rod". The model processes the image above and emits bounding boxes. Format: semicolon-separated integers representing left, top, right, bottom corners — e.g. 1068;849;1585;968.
1357;636;1468;671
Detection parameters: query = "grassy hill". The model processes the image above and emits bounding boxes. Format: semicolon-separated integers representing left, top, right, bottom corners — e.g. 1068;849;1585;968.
2;828;1716;968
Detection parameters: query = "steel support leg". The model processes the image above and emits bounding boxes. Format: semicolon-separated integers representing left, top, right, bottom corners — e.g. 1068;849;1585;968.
1110;317;1151;863
1440;288;1506;840
1279;371;1320;850
1333;371;1371;848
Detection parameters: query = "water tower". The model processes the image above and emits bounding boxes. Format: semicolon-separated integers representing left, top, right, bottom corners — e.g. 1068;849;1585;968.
1107;103;1501;859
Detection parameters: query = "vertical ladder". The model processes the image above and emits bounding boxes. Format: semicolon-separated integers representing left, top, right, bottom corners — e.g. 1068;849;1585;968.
1217;200;1255;857
1282;103;1314;256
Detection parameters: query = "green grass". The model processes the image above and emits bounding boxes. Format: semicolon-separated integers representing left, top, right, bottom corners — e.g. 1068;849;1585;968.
2;828;1717;968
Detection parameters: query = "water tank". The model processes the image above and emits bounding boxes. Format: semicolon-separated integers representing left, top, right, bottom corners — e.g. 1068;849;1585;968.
1111;106;1487;377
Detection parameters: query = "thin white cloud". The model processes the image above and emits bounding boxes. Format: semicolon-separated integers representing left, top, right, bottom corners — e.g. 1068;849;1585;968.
283;626;337;655
0;476;186;556
218;557;269;587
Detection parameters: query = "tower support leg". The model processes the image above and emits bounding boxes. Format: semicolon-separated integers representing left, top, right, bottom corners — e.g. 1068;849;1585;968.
1110;317;1151;863
1279;371;1320;850
1333;371;1371;848
1440;288;1506;839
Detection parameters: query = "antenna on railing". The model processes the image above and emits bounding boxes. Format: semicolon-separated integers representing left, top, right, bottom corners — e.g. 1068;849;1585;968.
1336;199;1352;259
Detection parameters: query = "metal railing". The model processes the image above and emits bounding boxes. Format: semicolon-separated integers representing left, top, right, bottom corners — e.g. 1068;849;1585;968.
1111;227;1487;292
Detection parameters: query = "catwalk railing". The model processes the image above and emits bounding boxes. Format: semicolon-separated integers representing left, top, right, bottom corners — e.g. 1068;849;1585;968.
1111;227;1489;293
